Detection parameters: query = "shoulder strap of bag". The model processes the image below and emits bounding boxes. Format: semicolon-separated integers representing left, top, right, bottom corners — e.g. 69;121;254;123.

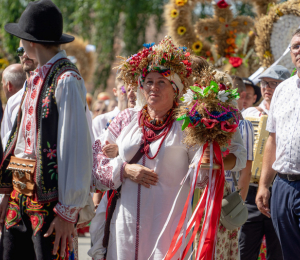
231;171;238;189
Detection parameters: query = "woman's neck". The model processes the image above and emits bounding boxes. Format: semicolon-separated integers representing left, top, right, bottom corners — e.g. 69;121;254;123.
147;105;172;120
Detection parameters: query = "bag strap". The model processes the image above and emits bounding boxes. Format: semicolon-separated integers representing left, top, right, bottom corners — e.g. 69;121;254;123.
231;171;238;188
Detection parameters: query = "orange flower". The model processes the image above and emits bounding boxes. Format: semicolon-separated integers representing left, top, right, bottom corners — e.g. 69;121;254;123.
176;0;186;6
177;26;186;36
226;38;235;45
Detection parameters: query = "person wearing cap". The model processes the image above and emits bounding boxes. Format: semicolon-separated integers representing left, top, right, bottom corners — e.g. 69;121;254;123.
256;28;300;259
243;78;262;110
239;65;289;260
242;65;290;118
0;1;92;259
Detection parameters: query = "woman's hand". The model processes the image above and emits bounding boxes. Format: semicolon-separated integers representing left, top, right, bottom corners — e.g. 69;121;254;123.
103;141;118;158
124;164;158;188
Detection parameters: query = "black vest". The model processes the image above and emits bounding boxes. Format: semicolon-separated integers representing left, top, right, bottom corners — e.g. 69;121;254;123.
0;58;80;203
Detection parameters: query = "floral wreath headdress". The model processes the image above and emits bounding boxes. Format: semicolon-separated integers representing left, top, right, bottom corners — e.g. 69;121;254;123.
116;36;193;110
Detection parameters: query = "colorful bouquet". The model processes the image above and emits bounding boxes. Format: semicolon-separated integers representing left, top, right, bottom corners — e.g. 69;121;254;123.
176;67;240;148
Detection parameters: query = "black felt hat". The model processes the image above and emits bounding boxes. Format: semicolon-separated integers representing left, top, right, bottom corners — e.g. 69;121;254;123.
242;78;262;104
4;0;74;44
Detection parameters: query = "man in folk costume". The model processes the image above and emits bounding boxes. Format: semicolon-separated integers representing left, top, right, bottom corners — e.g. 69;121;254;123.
240;65;290;260
0;1;92;259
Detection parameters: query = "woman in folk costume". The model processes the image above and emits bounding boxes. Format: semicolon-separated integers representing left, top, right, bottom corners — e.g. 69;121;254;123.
90;36;246;260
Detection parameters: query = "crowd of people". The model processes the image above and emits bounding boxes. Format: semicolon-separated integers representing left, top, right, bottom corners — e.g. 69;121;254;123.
0;1;300;260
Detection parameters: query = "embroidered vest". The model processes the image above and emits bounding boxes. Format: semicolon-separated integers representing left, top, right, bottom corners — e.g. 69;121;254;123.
0;58;80;203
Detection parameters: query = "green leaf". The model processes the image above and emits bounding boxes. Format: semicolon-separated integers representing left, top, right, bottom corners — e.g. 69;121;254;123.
48;162;56;166
47;142;51;148
180;97;185;102
51;173;55;180
190;86;202;94
161;58;166;64
182;117;190;131
209;81;219;93
203;86;211;95
177;114;187;121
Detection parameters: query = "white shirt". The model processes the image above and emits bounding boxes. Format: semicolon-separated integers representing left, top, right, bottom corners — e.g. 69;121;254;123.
14;50;92;223
92;106;120;139
225;119;254;191
242;100;269;118
267;74;300;175
1;88;24;148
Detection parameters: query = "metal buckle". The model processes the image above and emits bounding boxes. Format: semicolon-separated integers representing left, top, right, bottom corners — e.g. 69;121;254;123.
13;180;26;190
287;175;296;182
17;171;25;179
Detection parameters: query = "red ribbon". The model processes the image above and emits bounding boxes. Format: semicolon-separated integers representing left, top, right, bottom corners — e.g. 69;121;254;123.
165;141;225;260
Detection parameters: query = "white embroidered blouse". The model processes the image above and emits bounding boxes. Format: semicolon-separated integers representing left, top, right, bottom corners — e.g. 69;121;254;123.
90;108;246;260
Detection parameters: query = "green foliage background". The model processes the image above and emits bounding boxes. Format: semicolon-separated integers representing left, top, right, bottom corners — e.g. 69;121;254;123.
0;0;288;90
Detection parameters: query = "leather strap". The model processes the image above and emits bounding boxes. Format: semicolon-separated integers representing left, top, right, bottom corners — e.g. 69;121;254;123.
277;173;300;181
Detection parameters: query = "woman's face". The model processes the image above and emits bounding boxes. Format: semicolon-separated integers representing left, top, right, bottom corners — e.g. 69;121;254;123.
142;72;175;111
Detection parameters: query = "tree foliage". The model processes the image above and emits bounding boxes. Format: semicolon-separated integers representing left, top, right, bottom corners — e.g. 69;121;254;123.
0;0;166;89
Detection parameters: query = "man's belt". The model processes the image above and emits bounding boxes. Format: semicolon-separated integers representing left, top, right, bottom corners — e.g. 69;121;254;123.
7;156;36;196
277;173;300;182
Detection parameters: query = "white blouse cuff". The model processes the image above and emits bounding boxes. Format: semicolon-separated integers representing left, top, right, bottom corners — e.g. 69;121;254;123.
53;202;81;224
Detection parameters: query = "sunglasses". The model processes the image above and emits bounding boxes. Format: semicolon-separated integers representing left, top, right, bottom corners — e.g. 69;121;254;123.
16;47;25;57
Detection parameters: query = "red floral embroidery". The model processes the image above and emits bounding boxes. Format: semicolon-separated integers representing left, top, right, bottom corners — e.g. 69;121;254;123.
28;106;34;115
53;202;81;223
31;89;37;99
201;118;219;129
92;140;114;189
27;137;31;147
42;96;51;108
33;76;41;85
26;121;32;131
108;109;132;138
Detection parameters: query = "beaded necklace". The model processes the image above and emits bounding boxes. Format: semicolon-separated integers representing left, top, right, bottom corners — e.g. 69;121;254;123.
139;105;174;160
141;105;173;127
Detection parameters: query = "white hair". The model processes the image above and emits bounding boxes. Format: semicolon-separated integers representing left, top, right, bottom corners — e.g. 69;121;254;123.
3;66;26;90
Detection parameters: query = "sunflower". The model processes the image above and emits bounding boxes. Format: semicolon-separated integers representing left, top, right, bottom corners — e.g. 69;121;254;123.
192;41;203;53
176;0;186;6
177;26;187;36
171;9;179;18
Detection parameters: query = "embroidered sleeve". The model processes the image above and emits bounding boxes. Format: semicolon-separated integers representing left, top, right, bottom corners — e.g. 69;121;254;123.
55;72;92;216
53;202;81;224
91;109;133;191
108;109;132;141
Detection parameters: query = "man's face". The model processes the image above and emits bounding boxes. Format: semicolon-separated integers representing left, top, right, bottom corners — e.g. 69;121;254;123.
236;91;245;111
260;77;282;102
127;85;136;108
290;34;300;69
243;85;257;109
114;81;127;103
19;40;38;73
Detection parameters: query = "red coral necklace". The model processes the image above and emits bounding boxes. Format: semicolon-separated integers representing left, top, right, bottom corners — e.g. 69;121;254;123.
139;105;174;160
